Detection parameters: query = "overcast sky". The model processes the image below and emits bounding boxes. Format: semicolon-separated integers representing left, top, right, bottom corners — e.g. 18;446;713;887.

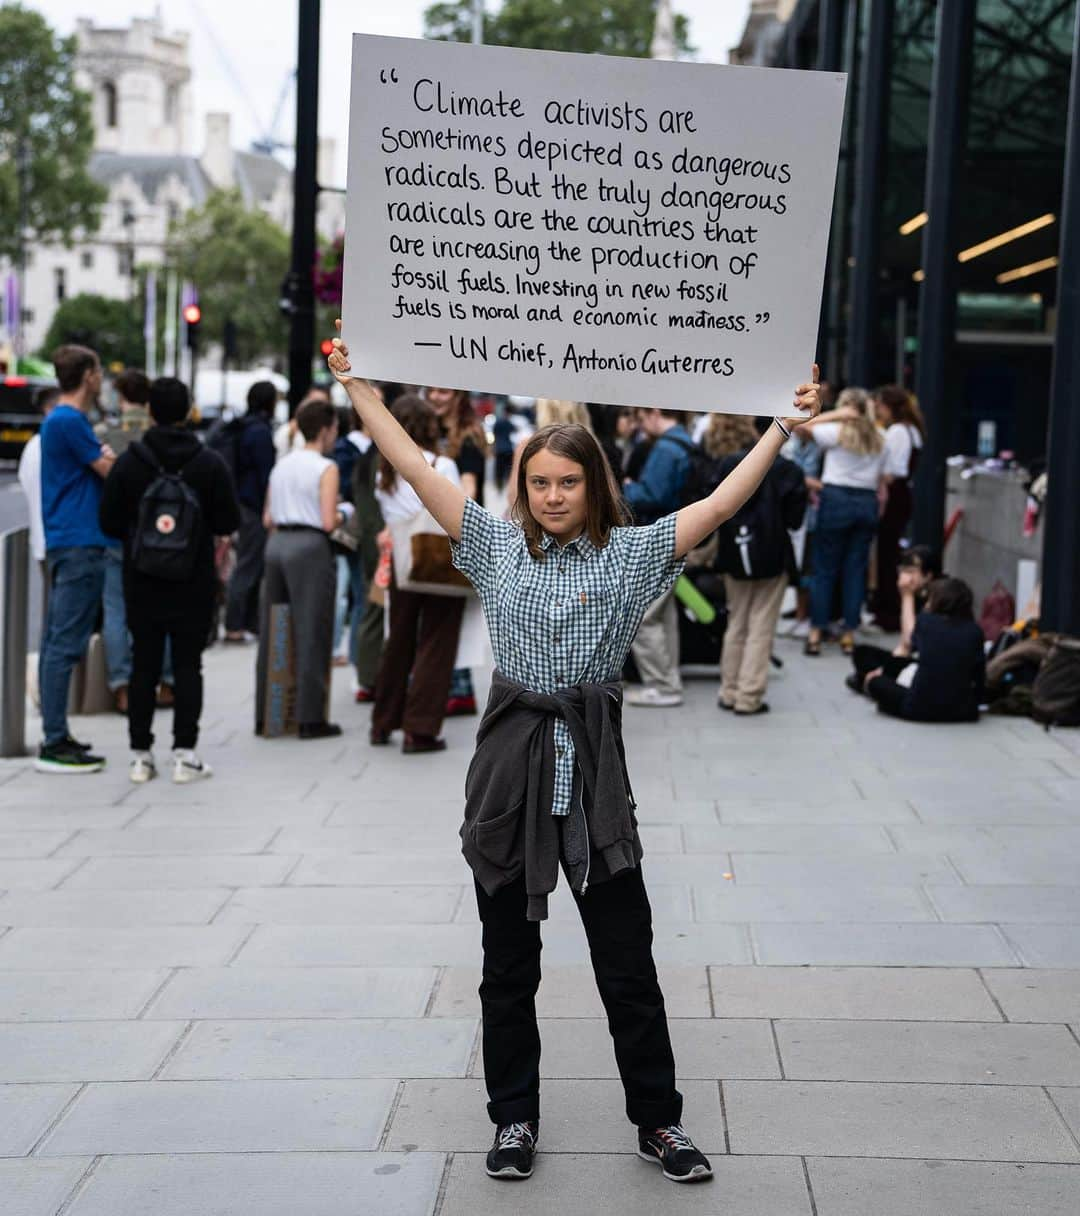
36;0;752;182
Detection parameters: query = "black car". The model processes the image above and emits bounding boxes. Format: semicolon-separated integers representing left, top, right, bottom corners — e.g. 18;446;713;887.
0;375;56;459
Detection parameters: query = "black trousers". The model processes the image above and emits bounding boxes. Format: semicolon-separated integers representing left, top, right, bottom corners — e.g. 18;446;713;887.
225;504;267;634
866;673;910;718
852;643;912;685
128;600;211;751
474;864;682;1130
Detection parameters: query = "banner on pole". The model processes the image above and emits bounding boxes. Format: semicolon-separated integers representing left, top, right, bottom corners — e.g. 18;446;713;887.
341;35;845;415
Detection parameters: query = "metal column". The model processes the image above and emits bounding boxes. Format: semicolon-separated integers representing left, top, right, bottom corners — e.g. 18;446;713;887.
0;528;29;757
1040;4;1080;634
815;0;849;373
911;0;976;548
286;0;321;412
847;0;893;387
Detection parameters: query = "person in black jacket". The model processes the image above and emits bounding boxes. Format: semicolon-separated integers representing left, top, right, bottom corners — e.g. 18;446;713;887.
864;577;985;722
100;377;240;784
715;417;808;714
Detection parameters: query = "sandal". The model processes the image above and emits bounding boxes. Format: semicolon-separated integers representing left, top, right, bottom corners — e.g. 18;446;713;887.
804;632;822;656
840;632;855;655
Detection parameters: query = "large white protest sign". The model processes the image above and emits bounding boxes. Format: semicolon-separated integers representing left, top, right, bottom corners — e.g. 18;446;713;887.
341;35;845;415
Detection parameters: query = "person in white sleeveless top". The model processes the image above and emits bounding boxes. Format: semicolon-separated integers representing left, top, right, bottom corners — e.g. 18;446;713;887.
255;398;346;739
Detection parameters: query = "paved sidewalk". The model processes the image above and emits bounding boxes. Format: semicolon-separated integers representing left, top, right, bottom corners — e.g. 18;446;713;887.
2;633;1080;1215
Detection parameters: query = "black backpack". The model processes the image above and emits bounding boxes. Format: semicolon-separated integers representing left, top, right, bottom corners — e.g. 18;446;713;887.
656;433;725;509
129;442;203;581
1032;636;1080;728
206;416;247;481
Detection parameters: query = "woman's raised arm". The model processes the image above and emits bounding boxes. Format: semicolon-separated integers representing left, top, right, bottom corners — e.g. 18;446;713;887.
327;321;467;540
673;365;821;559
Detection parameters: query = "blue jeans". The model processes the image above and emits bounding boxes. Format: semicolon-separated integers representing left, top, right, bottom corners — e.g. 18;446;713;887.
332;552;366;664
810;485;879;630
103;546;132;690
39;547;106;745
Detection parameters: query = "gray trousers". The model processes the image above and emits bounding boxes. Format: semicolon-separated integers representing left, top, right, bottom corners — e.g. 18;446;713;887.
256;528;335;726
631;586;682;695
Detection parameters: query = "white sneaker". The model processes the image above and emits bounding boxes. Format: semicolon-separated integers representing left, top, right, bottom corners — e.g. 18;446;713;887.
129;751;157;784
624;686;684;708
172;750;213;784
790;619;810;639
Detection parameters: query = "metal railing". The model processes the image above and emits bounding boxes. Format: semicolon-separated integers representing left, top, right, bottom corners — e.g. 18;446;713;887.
0;526;29;757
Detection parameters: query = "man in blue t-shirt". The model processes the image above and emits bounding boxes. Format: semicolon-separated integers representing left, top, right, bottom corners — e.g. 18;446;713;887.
35;345;115;773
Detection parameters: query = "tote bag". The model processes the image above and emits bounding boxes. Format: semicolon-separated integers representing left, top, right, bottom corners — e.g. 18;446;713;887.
388;504;473;597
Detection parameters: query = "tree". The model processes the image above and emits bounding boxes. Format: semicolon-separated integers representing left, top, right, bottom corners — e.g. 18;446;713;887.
41;294;144;368
0;4;105;261
423;0;694;58
167;190;290;365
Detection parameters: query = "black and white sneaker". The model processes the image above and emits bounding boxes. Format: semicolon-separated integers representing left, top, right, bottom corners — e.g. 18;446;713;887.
485;1120;538;1179
34;739;105;774
638;1124;713;1183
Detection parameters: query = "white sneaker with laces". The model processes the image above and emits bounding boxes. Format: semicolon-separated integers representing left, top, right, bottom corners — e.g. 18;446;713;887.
173;750;212;784
129;751;157;784
624;686;683;708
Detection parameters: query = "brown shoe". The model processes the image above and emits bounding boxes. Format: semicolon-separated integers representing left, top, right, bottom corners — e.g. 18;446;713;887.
369;728;392;746
114;685;129;714
402;733;447;754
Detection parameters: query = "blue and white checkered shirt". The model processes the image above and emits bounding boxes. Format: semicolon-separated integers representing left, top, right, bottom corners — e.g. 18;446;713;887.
451;498;684;815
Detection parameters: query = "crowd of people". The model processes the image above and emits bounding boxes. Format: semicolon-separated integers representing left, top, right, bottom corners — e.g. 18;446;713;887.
18;340;986;782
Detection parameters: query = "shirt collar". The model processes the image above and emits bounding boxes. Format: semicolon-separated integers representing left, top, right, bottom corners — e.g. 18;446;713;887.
541;529;594;560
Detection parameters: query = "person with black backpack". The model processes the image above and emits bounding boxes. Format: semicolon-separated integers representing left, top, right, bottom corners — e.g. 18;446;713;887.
715;418;808;715
100;377;240;783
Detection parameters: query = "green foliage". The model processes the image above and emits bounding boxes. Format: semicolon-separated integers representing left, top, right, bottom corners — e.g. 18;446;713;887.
40;293;144;368
167;190;290;365
0;3;105;260
423;0;693;58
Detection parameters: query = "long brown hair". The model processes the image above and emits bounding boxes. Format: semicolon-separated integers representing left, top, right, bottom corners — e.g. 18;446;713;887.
379;393;441;493
430;387;486;460
511;424;630;560
874;383;926;439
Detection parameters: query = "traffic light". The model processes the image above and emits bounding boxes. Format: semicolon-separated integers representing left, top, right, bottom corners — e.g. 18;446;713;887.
183;303;202;349
319;339;334;357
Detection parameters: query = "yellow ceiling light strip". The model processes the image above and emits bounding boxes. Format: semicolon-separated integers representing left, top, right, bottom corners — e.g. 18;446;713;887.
958;213;1056;262
995;256;1059;284
899;212;928;235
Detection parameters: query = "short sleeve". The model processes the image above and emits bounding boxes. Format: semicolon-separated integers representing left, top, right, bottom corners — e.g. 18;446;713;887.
54;411;104;468
450;495;511;594
616;513;685;612
812;422;840;450
883;426;910;478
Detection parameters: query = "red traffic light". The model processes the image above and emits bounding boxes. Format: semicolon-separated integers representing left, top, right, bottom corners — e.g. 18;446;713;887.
319;339;334;357
182;304;202;325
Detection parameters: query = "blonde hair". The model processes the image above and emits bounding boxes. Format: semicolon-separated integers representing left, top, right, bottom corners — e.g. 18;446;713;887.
536;398;593;431
835;387;883;457
702;413;758;459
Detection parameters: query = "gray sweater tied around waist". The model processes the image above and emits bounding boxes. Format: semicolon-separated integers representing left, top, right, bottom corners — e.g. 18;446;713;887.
460;670;643;921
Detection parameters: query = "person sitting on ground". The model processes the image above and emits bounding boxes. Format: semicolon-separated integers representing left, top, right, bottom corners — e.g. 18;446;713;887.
99;377;240;783
847;545;940;694
328;319;820;1187
256;397;348;740
863;576;985;722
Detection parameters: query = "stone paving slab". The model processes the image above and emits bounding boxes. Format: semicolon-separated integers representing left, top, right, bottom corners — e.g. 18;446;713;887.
0;888;229;927
0;861;82;891
0;807;138;830
289;852;478;887
215;885;462;925
439;1152;812;1215
774;1019;1080;1085
53;826;278;857
725;1080;1079;1161
0;926;250;970
927;885;1080;924
132;802;336;828
0;970;166;1021
385;1078;726;1153
694;883;934;923
63;1151;447;1216
1000;925;1080;967
733;853;961;887
716;798;919;823
160;1017;477;1080
474;1018;781;1080
0;1158;91;1216
807;1157;1080;1216
0;832;74;859
708;966;1001;1020
980;969;1080;1022
453;881;694;924
683;824;895;853
0;1020;185;1082
145;966;437;1020
949;850;1080;886
40;1079;398;1155
0;1083;78;1155
59;854;297;889
752;923;1018;966
430;964;712;1018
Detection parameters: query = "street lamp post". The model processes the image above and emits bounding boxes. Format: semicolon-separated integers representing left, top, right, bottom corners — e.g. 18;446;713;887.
14;137;31;359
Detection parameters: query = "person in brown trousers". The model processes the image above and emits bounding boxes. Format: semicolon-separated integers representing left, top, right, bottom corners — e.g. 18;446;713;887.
369;394;465;754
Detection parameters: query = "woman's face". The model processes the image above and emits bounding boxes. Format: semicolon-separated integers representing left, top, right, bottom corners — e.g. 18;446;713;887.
615;409;634;439
873;397;892;426
426;387;457;416
524;448;588;543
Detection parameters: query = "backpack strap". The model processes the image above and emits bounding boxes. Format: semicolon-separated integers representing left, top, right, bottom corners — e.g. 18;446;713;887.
130;440;162;474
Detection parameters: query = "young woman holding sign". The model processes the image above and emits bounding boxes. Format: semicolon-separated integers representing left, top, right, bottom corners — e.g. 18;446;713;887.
329;322;820;1184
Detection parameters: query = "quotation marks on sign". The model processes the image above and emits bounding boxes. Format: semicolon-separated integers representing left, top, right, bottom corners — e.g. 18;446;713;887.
754;313;771;326
379;68;400;85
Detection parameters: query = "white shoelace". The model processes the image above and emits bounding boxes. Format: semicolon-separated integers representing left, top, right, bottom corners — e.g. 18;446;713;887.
497;1122;536;1150
654;1124;694;1152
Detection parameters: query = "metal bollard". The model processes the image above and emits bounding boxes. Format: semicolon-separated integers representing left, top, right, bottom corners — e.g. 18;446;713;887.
0;527;29;757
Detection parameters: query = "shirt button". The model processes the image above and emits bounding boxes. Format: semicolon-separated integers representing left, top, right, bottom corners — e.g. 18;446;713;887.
556;746;565;757
553;633;560;643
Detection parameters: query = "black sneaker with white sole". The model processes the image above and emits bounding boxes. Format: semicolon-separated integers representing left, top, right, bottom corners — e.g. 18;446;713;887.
486;1120;538;1179
638;1124;713;1182
34;740;105;774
